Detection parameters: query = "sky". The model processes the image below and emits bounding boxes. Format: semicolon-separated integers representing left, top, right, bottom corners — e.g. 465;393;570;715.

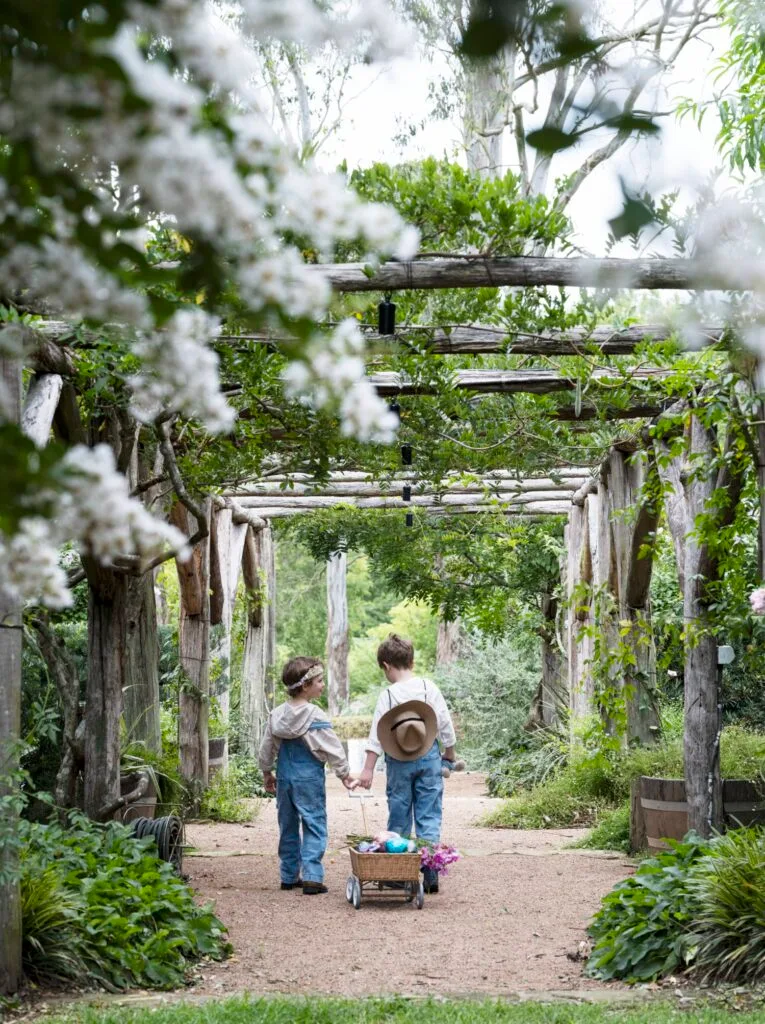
305;4;735;258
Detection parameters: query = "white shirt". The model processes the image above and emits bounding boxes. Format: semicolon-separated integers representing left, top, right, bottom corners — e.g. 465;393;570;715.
365;675;456;758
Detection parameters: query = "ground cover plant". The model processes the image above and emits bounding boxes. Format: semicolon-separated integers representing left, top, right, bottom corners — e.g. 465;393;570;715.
35;994;765;1024
483;725;765;840
588;826;765;985
19;815;230;990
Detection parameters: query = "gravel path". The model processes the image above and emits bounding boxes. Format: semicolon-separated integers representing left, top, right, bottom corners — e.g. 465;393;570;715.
185;772;631;999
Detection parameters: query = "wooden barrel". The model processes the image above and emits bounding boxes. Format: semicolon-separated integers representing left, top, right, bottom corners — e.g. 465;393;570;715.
120;771;158;823
208;736;227;777
639;776;765;851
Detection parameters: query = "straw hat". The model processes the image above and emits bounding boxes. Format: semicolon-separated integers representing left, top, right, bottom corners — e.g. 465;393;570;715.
377;700;438;761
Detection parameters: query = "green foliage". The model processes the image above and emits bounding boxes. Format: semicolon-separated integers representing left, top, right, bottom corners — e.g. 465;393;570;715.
589;827;765;985
436;635;540;770
688;828;765;982
484;724;765;830
39;993;765;1024
200;763;263;823
20;815;230;989
586;836;710;982
572;805;631;854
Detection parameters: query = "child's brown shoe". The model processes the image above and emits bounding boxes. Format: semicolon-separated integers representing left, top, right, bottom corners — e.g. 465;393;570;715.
302;882;328;895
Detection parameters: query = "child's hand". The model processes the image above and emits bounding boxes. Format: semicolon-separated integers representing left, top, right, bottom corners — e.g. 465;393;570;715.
343;776;360;791
358;769;374;790
264;771;276;794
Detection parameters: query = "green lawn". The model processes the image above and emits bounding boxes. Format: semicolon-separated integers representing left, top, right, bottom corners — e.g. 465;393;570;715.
42;995;765;1024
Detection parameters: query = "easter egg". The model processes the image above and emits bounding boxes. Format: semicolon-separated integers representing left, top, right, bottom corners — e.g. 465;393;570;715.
385;837;410;854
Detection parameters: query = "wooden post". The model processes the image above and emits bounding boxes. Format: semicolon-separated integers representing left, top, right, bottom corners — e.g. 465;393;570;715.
326;551;349;716
539;593;566;728
655;411;744;835
83;565;129;819
123;572;162;754
240;525;276;756
173;499;212;813
208;507;248;764
0;356;22;995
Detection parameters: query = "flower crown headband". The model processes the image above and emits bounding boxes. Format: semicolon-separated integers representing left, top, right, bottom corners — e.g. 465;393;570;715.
286;663;323;693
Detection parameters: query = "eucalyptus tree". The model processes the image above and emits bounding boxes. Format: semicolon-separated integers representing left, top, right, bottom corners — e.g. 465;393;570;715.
396;0;717;202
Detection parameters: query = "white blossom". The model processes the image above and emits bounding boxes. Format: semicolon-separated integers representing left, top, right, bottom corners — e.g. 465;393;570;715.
60;445;190;564
0;518;72;609
130;309;236;433
283;319;399;442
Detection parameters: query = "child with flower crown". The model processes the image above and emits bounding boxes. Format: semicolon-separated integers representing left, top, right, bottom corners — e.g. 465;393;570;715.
259;656;358;895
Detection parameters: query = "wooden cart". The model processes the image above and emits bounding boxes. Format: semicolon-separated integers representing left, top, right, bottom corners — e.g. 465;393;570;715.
346;847;424;910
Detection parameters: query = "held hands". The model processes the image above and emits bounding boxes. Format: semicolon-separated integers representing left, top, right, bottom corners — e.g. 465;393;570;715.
342;775;360;791
263;771;276;794
358;768;374;790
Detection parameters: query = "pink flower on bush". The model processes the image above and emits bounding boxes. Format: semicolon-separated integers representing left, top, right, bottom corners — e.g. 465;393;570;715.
420;843;460;875
750;587;765;615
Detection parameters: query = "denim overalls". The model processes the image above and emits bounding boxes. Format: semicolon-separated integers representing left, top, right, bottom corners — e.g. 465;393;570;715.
383;684;443;890
276;722;330;885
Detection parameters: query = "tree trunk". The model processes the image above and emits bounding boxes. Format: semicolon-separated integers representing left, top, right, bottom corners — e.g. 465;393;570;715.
0;356;22;995
209;507;248;745
463;57;506;177
30;615;81;812
326;551;349;715
20;372;63;447
436;617;461;667
174;500;212;813
123;572;162;754
539;594;566;728
83;565;128;820
240;525;276;756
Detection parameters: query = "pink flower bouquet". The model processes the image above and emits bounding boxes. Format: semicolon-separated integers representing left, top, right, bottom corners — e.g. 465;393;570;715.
419;843;460;875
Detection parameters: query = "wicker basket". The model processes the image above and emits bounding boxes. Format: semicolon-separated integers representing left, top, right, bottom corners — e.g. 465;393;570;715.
349;847;421;883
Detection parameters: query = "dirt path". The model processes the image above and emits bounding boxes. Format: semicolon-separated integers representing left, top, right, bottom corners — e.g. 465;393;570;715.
185;772;631;999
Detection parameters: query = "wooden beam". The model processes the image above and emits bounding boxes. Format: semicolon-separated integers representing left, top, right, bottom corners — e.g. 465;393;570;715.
239;499;570;518
218;322;724;356
229;476;589;499
236;490;573;509
368;367;667;397
310;256;761;293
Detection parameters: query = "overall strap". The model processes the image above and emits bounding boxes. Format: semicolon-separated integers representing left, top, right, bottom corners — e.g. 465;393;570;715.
388;688;393;710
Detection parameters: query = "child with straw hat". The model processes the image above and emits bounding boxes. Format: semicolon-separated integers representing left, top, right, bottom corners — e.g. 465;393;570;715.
358;634;457;894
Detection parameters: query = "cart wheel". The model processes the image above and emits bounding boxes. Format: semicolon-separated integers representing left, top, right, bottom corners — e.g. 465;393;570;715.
415;881;424;909
352;877;362;910
346;876;355;904
403;882;414;902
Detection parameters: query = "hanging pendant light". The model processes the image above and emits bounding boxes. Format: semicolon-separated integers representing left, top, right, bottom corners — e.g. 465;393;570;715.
378;292;396;335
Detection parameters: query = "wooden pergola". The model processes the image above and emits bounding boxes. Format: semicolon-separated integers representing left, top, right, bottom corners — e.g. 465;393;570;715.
15;253;737;839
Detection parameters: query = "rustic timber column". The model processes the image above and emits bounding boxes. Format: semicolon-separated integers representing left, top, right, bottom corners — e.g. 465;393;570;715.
240;524;276;755
172;499;212;811
124;573;162;754
538;593;566;728
565;488;597;735
0;357;22;995
602;448;660;745
326;550;349;716
209;506;248;765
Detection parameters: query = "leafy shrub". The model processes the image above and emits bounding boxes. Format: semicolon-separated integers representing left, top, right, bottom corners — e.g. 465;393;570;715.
572;804;631;853
20;815;230;990
687;828;765;982
436;635;539;771
487;729;568;797
485;724;765;833
483;763;614;829
332;715;373;740
200;763;261;823
228;753;268;797
586;835;710;982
